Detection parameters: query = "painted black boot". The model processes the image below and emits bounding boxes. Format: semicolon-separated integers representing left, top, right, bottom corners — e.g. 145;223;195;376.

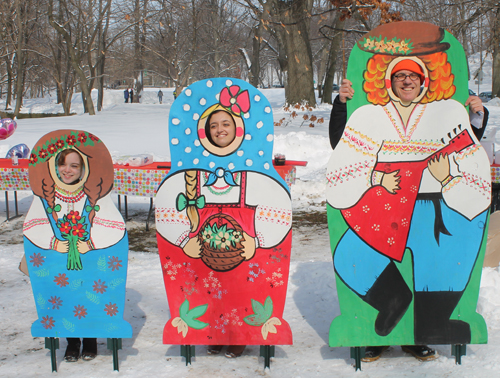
64;338;81;362
361;261;412;336
414;291;471;345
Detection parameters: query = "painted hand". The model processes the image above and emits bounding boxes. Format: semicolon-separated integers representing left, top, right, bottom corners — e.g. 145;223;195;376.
241;232;256;260
77;239;91;254
55;239;69;253
381;170;401;194
183;237;202;258
339;79;354;103
428;153;451;183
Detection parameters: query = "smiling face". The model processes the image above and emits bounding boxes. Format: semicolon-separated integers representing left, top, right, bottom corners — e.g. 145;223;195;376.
391;69;422;105
57;151;83;185
208;111;236;148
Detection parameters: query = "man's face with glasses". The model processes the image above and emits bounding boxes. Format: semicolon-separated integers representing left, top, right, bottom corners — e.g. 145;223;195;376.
391;69;422;105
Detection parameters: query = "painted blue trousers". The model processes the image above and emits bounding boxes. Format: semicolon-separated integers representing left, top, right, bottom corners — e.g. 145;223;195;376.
334;199;488;295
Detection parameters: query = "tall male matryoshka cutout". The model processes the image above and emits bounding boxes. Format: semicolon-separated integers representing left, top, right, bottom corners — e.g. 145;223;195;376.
23;130;132;339
155;78;293;347
326;22;491;348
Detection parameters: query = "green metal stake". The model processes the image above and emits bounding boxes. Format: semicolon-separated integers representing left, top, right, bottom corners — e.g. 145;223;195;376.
181;345;195;365
44;337;59;372
107;338;122;371
451;344;467;365
260;345;275;369
350;347;365;371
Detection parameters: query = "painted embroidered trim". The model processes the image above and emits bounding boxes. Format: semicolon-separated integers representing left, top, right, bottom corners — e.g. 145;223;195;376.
380;140;443;156
93;217;126;231
455;144;482;162
341;126;378;155
155;207;192;226
326;159;375;188
460;172;491;194
360;36;414;55
383;104;426;142
55;187;86;203
202;171;241;196
23;217;50;232
255;206;292;226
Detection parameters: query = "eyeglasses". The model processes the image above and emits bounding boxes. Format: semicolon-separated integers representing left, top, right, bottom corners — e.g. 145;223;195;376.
392;73;421;82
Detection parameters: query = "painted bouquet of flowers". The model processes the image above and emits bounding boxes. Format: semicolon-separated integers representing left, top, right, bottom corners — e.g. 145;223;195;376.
57;210;88;270
198;214;245;272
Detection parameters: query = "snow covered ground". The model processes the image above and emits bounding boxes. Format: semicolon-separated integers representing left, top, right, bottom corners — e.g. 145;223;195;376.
1;55;500;376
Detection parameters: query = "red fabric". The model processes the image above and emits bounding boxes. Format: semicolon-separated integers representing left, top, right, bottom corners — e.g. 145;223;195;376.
157;232;292;345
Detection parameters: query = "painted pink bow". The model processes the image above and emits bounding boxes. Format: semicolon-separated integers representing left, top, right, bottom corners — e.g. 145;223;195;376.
219;86;250;115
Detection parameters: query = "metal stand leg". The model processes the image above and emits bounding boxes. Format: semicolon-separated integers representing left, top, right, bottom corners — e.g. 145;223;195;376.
260;345;275;369
181;345;195;365
44;337;59;372
350;347;364;371
118;195;122;212
451;344;467;365
124;196;129;220
4;191;21;221
107;338;122;371
146;198;154;231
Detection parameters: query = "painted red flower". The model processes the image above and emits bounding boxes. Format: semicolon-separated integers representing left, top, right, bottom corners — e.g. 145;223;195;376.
67;211;81;224
54;273;69;287
104;302;118;317
29;153;38;164
48;296;63;309
66;135;77;146
72;223;86;238
108;256;122;271
77;132;87;143
219;85;250;115
89;133;99;142
47;144;57;154
39;149;48;159
55;139;65;149
59;221;71;234
73;304;87;319
92;279;107;294
41;315;55;329
29;252;45;267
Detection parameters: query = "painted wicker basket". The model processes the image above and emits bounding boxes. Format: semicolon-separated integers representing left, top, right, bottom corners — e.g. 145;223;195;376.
198;213;245;272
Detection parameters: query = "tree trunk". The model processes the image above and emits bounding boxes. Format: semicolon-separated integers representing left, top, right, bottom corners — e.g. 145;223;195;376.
322;16;345;105
4;56;13;110
13;0;25;117
493;6;500;99
278;0;316;106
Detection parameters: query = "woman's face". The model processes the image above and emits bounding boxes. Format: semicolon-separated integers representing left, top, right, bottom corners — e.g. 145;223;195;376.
209;111;236;147
58;151;83;185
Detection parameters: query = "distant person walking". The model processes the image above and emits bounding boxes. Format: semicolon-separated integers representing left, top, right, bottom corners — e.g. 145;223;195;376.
158;90;163;104
124;89;129;103
129;88;134;103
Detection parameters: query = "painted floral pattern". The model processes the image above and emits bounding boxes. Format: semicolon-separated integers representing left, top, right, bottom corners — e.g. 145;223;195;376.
54;273;69;287
29;252;45;267
92;279;107;294
73;305;87;319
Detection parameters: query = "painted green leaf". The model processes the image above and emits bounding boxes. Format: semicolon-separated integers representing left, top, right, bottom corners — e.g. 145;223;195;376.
244;297;274;326
179;298;190;318
187;303;208;319
86;290;100;304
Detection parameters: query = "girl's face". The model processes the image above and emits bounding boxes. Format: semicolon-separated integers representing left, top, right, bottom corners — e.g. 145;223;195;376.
58;151;83;185
209;111;236;147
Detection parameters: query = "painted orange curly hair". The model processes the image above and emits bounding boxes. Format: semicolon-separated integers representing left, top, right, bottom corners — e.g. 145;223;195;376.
363;52;455;106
